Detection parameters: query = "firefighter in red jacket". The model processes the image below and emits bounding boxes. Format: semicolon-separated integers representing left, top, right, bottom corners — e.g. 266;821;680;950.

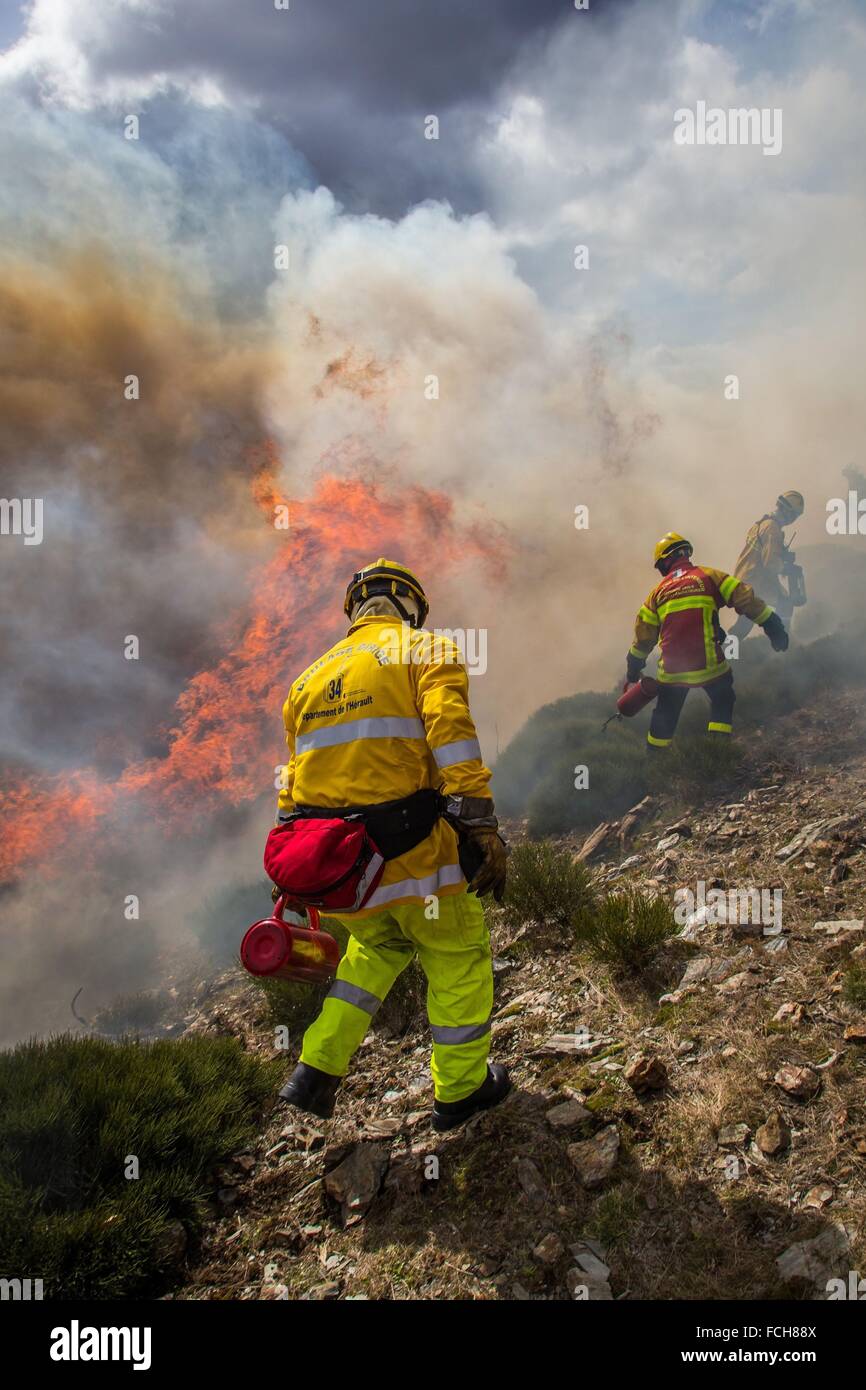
627;533;789;749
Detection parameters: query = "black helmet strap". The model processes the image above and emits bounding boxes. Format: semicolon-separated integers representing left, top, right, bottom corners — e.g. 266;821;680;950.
656;543;692;574
349;577;423;628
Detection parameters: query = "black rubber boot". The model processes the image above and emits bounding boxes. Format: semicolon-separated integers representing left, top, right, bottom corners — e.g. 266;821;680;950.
432;1063;511;1132
279;1061;342;1119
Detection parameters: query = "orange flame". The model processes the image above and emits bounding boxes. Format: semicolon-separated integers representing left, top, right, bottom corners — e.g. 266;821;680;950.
0;452;508;883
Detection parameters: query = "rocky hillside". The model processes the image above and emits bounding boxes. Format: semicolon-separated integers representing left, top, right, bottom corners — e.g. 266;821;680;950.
152;690;866;1302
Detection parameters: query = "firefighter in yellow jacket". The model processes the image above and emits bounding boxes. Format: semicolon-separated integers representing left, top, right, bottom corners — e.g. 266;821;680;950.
627;534;789;749
730;490;805;639
275;559;511;1131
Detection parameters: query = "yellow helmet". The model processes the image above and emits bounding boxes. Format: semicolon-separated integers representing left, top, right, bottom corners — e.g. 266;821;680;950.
777;490;804;521
653;532;693;570
344;558;429;628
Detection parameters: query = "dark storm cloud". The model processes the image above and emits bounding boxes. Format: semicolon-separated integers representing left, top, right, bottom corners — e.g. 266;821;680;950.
33;0;631;213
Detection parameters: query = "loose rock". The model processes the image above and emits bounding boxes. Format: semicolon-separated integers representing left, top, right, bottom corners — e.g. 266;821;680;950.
679;950;751;990
533;1232;565;1266
802;1184;834;1209
575;821;618;862
718;1123;751;1148
756;1110;791;1156
776;1225;850;1289
570;1240;610;1281
546;1099;592;1129
567;1124;620;1190
515;1156;547;1208
323;1143;389;1225
774;1064;820;1100
624;1053;668;1094
716;970;759;994
537;1032;611;1057
359;1116;404;1139
772;1002;805;1026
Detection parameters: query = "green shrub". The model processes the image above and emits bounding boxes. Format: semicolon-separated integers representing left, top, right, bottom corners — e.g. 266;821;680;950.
91;990;170;1036
525;736;650;838
492;691;614;820
576;888;678;973
501;840;596;938
0;1033;279;1299
661;734;742;793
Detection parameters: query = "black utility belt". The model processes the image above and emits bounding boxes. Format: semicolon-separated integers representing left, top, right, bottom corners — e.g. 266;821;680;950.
293;788;445;861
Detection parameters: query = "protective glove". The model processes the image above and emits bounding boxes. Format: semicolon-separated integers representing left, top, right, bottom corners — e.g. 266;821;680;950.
762;612;789;652
464;827;509;903
625;653;646;686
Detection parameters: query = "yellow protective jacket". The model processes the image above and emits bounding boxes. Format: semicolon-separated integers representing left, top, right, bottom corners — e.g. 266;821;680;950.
277;615;491;915
631;559;773;686
734;516;785;593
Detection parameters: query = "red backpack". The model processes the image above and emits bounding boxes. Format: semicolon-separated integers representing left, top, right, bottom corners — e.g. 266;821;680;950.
264;816;385;913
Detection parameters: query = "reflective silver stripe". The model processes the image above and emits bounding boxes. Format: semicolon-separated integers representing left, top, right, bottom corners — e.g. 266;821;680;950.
430;1017;492;1045
364;862;464;908
432;737;482;769
327;980;382;1015
350;849;384;911
295;716;425;756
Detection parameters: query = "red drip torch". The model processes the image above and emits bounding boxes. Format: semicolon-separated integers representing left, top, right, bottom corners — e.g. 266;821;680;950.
240;895;340;985
601;675;660;731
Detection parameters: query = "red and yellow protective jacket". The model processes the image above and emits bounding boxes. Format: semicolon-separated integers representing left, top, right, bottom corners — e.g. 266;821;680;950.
630;559;773;686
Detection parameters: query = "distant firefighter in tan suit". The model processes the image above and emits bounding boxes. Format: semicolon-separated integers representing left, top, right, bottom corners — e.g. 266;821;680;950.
729;491;805;639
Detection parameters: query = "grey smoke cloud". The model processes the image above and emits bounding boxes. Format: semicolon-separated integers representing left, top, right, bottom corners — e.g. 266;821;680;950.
0;93;301;770
1;0;634;213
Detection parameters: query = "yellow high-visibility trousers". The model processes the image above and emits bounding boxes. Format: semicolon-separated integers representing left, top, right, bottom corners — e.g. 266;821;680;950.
300;889;493;1103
